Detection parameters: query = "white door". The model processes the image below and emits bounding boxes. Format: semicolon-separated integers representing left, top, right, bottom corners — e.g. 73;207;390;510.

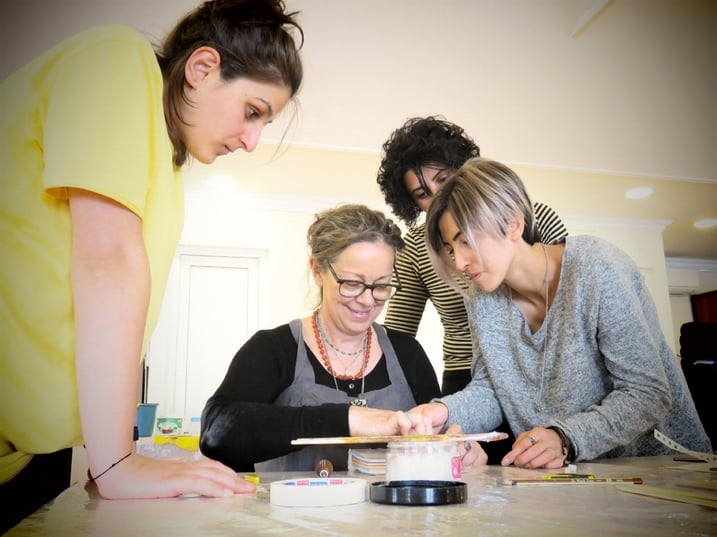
146;245;267;419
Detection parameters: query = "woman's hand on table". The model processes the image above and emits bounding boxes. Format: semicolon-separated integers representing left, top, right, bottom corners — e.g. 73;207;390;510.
501;427;565;469
90;453;255;499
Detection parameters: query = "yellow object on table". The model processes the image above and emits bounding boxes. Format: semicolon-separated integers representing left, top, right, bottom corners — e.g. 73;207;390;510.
244;474;260;484
153;434;199;452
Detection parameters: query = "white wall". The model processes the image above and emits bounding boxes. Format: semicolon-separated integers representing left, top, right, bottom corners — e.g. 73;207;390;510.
175;185;681;377
181;188;392;325
3;1;716;261
164;142;716;399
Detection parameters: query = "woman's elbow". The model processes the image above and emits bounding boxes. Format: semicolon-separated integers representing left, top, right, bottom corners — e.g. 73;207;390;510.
643;382;672;424
198;406;233;460
199;417;223;459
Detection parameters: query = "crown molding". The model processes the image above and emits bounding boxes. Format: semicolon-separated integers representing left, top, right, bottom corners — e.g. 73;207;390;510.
255;140;717;185
561;214;671;232
185;188;391;215
666;257;717;271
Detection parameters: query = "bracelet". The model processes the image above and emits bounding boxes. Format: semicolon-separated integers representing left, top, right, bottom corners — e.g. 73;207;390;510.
547;426;575;464
87;451;132;482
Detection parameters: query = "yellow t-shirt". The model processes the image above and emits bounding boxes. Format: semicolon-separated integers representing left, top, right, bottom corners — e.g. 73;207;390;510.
0;25;183;483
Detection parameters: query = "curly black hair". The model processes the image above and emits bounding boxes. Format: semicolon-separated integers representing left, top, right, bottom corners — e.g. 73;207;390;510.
376;116;480;226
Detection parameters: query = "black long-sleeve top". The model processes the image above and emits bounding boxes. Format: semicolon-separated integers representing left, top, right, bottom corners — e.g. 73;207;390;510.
200;323;440;472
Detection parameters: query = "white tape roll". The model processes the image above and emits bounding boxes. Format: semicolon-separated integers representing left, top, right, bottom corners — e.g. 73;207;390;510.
270;478;367;507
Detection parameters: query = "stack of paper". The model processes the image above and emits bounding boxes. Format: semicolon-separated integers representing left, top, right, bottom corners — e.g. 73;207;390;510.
347;448;387;475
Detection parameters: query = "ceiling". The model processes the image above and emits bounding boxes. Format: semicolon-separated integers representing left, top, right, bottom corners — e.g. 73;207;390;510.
2;0;716;260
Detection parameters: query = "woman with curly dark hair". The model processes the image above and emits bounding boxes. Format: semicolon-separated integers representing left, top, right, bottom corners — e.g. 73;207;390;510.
377;117;479;227
376;116;567;462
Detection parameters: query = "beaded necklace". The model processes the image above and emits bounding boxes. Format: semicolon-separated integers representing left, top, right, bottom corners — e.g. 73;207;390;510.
316;318;366;357
311;310;372;381
315;311;366;376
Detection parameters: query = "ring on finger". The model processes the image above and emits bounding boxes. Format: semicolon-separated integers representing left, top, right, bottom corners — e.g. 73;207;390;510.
528;435;537;446
463;441;472;452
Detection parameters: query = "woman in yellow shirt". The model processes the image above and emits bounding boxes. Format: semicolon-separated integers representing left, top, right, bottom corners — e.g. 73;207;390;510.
0;0;303;530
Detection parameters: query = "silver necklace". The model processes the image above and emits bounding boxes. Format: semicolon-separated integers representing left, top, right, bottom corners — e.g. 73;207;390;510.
316;312;366;357
334;352;362;377
508;243;550;408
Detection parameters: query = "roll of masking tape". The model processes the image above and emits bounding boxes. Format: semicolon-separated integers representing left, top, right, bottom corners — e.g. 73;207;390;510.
270;478;366;507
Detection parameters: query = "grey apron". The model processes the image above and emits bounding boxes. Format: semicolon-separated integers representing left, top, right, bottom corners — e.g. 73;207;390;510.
255;319;416;472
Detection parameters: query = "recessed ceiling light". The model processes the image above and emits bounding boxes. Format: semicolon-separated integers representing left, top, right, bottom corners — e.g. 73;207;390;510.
694;218;717;229
625;186;654;200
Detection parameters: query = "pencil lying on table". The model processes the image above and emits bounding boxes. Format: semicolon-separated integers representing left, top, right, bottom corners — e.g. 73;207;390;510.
512;475;643;486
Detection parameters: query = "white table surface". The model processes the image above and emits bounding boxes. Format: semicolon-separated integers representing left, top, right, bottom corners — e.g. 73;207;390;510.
7;455;716;536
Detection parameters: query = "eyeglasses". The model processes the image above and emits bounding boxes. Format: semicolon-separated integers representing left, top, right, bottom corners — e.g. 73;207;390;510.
326;264;402;301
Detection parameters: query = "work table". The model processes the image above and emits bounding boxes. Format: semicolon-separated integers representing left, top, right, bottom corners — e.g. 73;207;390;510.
7;456;716;536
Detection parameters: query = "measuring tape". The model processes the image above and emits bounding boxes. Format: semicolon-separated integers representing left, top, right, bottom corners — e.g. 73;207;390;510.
654;430;717;462
270;478;367;507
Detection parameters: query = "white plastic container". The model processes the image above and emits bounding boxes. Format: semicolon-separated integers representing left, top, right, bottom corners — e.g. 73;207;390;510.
385;441;462;481
182;416;201;436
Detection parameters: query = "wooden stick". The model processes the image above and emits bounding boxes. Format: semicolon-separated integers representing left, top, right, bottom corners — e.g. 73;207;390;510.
291;431;509;445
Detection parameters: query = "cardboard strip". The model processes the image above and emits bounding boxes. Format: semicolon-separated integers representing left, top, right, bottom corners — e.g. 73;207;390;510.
654;430;717;463
617;484;717;509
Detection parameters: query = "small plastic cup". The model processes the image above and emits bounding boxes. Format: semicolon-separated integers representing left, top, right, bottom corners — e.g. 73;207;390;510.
136;403;158;437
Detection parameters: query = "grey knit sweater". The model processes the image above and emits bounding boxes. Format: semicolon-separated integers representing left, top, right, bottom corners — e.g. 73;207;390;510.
442;235;712;460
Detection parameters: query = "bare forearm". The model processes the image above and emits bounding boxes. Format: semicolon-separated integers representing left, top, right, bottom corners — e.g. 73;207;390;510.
73;246;149;473
70;190;150;478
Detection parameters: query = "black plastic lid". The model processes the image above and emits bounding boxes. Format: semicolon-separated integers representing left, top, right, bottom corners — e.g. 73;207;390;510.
369;480;467;506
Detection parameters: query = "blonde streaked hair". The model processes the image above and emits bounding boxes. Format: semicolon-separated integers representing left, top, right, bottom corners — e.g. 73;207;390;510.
307;204;404;270
424;157;539;294
306;204;404;308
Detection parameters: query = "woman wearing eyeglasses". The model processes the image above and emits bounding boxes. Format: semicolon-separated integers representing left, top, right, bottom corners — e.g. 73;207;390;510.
200;204;482;472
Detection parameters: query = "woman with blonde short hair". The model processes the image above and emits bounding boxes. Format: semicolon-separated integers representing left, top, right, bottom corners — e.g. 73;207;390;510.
413;157;711;468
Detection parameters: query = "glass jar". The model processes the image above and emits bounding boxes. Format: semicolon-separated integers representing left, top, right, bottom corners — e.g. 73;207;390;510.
385;441;462;481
